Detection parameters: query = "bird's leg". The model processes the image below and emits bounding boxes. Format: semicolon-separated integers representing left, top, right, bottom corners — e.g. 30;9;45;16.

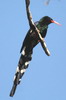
25;0;50;56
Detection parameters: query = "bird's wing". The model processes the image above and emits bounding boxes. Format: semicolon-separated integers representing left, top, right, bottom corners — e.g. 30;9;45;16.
20;30;30;53
20;21;39;53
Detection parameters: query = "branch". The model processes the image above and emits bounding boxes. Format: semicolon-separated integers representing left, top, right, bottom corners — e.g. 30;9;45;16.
45;0;61;5
25;0;50;56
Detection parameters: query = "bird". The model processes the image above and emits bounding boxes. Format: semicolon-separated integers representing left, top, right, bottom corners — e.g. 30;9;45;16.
10;16;61;97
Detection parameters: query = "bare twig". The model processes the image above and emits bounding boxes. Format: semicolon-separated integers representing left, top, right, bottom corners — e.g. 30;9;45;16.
25;0;50;56
45;0;50;5
45;0;61;5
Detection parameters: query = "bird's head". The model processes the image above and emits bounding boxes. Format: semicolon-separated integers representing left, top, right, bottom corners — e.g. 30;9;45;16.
39;16;61;26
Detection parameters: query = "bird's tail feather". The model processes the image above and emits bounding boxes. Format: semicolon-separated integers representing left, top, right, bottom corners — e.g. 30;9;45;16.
10;83;17;97
10;50;32;97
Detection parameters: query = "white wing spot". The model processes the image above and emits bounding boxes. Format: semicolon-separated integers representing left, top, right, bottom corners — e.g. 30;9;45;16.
22;47;26;56
30;30;32;33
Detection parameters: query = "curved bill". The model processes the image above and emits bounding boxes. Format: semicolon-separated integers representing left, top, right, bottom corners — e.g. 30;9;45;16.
51;20;61;26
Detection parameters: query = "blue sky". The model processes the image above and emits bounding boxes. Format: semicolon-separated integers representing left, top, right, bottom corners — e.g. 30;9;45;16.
0;0;66;100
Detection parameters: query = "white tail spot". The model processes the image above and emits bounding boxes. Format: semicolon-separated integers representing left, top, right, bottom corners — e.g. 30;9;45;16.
16;66;19;72
13;75;16;81
21;69;26;74
25;61;30;66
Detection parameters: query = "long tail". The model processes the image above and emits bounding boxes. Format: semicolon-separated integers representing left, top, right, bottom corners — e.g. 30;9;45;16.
10;50;32;97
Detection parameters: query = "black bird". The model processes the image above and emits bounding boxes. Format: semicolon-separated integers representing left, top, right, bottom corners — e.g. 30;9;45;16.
10;16;60;97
